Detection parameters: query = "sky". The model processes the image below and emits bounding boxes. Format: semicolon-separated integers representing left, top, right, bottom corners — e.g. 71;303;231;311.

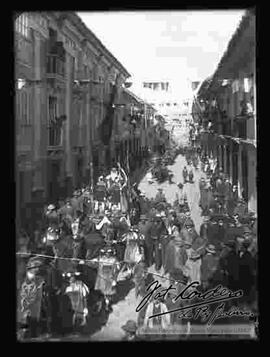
77;10;245;97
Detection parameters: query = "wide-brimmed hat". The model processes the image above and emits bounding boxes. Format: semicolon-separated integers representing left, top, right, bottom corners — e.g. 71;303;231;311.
158;188;163;191
121;320;137;333
47;204;55;210
26;258;43;270
206;244;216;254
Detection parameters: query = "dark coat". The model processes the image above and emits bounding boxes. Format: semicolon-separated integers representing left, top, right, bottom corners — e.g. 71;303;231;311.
220;250;239;290
200;253;219;283
238;251;254;297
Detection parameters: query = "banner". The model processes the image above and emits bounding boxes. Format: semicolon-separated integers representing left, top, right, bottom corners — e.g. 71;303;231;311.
98;75;120;145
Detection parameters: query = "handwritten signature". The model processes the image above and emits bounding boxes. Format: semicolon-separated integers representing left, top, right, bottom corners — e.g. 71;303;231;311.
136;280;254;326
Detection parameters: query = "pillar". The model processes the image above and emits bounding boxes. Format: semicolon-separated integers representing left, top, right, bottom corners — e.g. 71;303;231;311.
237;145;243;198
223;145;227;176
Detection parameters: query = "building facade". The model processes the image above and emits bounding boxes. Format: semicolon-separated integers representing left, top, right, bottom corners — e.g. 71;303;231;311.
15;12;131;232
113;88;156;173
193;9;256;213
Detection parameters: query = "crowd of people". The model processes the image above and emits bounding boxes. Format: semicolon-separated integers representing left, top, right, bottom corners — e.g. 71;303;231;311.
16;140;258;341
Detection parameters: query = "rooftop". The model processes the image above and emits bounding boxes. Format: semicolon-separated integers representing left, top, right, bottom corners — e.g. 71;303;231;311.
68;12;131;78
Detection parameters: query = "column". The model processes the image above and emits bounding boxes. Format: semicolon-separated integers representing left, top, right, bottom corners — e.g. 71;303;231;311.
237;145;243;198
223;145;227;176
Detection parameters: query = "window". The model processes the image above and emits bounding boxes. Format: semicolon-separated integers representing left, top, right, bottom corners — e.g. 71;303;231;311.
48;96;62;146
17;89;30;125
84;64;88;78
15;14;30;38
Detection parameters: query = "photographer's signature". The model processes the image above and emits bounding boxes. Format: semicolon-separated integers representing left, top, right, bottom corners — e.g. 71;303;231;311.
136;280;254;326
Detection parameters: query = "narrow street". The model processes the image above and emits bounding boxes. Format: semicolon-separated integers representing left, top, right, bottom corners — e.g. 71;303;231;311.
89;121;205;341
16;11;257;342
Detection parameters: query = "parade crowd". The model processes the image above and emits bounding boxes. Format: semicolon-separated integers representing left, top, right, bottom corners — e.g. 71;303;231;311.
16;141;258;341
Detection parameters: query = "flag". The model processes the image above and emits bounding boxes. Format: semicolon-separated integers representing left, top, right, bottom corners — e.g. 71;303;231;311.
98;74;120;145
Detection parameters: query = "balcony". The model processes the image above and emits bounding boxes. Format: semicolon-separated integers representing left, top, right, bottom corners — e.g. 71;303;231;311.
46;54;65;81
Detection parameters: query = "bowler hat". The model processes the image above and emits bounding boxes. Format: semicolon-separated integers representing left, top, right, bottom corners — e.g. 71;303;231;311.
121;320;137;333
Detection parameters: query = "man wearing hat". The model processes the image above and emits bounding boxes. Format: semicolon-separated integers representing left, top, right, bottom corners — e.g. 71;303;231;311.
199;216;211;241
180;216;198;246
70;191;80;217
238;239;255;305
219;240;239;292
45;204;60;231
149;214;168;271
144;296;171;330
121;320;139;341
200;244;219;291
93;176;107;214
155;188;166;204
137;214;151;265
182;166;188;183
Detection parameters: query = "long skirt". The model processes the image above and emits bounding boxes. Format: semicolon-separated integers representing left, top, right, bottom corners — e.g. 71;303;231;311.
124;240;140;264
95;264;117;296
